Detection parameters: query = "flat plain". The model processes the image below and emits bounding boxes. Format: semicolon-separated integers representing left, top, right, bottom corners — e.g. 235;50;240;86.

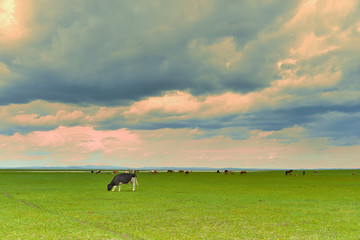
0;170;359;239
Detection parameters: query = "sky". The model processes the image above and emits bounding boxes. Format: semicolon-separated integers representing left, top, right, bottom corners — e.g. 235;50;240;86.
0;0;359;169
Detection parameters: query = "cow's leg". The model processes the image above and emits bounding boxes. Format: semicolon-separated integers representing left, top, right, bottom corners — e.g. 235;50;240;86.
111;185;116;192
132;178;136;191
118;183;121;191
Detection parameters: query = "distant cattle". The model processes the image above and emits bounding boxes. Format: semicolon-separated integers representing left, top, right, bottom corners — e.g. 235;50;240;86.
179;170;184;173
224;170;229;174
240;171;247;174
96;170;101;174
217;170;220;174
167;170;174;173
150;170;158;174
113;170;118;174
314;171;319;174
107;173;138;192
285;170;293;175
185;171;189;174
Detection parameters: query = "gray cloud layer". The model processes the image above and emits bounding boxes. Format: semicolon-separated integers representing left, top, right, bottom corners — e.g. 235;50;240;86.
1;1;300;105
1;0;360;147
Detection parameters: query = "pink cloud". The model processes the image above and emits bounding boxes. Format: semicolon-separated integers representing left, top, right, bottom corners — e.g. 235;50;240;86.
87;106;124;122
124;91;200;118
1;127;360;168
13;110;85;126
123;90;291;121
0;0;33;45
29;126;141;153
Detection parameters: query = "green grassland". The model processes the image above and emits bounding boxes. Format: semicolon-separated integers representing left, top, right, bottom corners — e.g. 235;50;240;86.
1;170;359;239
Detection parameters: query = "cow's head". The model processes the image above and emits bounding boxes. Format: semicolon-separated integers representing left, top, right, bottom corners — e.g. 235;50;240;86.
107;183;113;191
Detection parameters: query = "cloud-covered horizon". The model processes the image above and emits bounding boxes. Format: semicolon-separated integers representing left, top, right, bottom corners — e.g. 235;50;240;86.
1;0;360;168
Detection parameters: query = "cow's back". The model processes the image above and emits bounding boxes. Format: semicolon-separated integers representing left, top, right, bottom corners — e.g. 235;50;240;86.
112;173;133;185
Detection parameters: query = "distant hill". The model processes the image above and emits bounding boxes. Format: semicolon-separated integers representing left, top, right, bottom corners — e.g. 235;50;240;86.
1;165;358;171
3;165;266;171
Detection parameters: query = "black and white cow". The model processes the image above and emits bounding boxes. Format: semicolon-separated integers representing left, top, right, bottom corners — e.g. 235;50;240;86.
107;173;138;192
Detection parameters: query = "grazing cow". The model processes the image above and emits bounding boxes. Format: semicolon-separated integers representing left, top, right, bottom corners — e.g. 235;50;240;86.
179;170;184;173
224;170;229;174
314;170;319;174
185;171;189;174
107;173;138;192
96;170;101;174
113;170;118;175
150;170;158;174
217;170;220;174
285;170;293;175
240;171;247;175
167;170;174;173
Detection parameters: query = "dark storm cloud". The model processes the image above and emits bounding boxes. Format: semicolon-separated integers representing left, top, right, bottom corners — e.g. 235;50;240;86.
241;104;360;130
0;0;300;106
238;104;360;145
307;112;360;146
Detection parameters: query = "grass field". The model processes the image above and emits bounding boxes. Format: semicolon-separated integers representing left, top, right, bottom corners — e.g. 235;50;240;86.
1;170;359;239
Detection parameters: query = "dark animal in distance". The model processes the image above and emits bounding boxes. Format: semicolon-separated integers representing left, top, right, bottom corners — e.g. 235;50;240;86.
107;173;138;192
96;170;101;174
240;171;247;174
167;170;174;173
285;170;293;175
